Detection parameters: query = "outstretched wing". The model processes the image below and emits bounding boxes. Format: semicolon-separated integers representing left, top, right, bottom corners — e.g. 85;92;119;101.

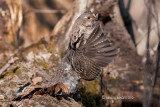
72;24;119;80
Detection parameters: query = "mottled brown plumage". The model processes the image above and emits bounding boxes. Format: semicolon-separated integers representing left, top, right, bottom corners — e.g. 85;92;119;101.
13;12;119;101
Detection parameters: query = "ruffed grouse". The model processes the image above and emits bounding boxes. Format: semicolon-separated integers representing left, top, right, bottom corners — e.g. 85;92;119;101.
13;11;119;100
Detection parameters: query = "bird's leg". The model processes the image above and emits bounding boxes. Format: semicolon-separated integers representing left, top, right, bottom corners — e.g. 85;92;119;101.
100;70;103;95
100;69;106;106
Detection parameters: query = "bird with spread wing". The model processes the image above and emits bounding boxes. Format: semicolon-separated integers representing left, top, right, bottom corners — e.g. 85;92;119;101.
13;11;119;101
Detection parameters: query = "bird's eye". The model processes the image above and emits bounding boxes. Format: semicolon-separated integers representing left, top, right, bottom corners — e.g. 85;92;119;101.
85;16;91;19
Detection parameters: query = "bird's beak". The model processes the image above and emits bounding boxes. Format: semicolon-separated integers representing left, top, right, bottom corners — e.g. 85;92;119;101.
93;13;99;21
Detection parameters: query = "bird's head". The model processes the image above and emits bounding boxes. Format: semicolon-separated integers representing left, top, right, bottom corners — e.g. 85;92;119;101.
70;11;99;49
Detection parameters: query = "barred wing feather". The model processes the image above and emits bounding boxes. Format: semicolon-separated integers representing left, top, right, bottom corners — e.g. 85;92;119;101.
72;24;119;80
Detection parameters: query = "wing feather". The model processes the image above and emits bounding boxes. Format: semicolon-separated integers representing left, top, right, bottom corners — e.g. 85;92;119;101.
71;23;119;80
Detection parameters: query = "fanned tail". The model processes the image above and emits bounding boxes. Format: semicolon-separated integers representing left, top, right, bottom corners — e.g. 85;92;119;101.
12;82;69;101
12;88;43;101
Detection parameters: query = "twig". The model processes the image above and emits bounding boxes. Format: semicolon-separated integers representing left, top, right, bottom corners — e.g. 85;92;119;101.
23;9;66;15
32;9;66;14
131;18;145;37
136;23;160;46
148;1;160;107
152;1;160;39
143;0;152;107
148;41;160;107
0;50;19;75
118;0;136;46
135;0;159;46
144;0;158;23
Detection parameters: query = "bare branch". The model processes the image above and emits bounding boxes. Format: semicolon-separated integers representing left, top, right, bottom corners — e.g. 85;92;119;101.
148;1;160;107
28;9;66;14
143;0;152;107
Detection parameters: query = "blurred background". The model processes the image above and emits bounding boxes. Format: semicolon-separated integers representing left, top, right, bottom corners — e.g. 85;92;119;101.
0;0;160;107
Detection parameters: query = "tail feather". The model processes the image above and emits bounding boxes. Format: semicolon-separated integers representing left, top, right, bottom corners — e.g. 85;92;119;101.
12;88;42;101
12;83;69;101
